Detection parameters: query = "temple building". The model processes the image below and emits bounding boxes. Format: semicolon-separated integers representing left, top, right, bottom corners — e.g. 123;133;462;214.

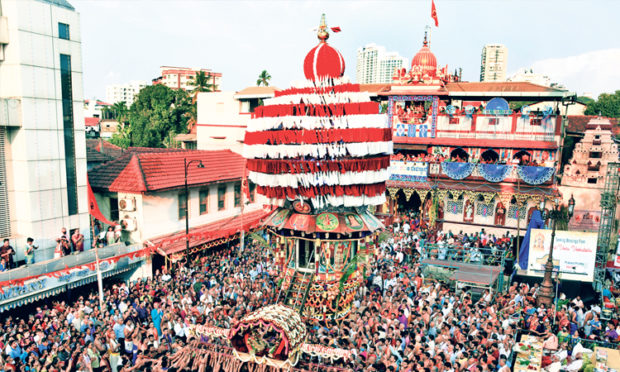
372;31;574;239
560;117;619;231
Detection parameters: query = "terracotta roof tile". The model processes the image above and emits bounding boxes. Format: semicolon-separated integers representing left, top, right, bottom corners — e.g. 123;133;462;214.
85;117;100;127
445;81;564;93
86;139;124;159
235;86;279;96
89;149;246;193
152;208;270;255
566;115;618;134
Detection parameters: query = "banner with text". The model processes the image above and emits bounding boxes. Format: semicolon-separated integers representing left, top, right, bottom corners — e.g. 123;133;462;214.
527;229;597;281
389;161;428;183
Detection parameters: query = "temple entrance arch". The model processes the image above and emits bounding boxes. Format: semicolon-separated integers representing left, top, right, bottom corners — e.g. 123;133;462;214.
481;149;499;163
396;189;421;213
450;147;469;162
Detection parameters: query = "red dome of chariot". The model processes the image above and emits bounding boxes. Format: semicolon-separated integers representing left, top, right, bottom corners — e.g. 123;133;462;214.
303;17;345;81
411;35;437;77
303;43;345;81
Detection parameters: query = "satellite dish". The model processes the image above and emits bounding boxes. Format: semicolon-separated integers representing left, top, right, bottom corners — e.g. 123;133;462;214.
486;98;510;114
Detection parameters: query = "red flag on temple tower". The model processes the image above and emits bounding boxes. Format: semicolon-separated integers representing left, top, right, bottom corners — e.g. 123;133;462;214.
431;0;439;27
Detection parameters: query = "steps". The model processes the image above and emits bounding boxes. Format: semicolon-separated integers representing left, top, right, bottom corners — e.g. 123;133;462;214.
283;270;315;314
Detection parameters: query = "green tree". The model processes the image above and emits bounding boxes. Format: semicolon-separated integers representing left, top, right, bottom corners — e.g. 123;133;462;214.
111;101;129;126
122;85;191;148
256;70;271;87
109;124;132;149
190;71;214;99
584;90;620;118
576;96;594;105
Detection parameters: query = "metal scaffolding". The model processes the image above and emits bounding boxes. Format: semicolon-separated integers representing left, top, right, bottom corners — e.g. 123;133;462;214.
594;162;619;292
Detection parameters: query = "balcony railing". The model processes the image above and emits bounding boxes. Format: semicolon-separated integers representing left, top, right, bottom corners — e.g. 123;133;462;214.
389;160;556;185
0;243;143;283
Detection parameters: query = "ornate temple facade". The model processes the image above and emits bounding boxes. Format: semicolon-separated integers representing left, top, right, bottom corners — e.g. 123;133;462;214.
375;32;573;238
561;117;619;231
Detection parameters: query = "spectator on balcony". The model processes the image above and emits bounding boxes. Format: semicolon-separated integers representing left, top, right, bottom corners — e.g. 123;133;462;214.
24;237;37;265
1;239;15;269
0;257;6;272
72;229;84;253
106;226;116;246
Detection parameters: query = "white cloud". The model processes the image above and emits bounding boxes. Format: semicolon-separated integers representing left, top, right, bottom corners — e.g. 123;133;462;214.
530;49;620;98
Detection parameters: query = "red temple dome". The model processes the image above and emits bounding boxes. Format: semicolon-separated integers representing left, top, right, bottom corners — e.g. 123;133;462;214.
303;15;345;81
411;33;437;76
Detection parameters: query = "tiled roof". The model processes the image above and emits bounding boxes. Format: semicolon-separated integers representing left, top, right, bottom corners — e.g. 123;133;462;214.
152;209;270;255
566;115;619;134
86;139;124;159
85;117;100;127
89;149;246;193
86;146;114;163
235;86;279;97
359;84;392;94
445;81;565;93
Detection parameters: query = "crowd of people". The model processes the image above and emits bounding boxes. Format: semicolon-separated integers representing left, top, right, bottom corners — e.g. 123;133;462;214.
390;151;552;167
0;221;128;272
0;213;617;372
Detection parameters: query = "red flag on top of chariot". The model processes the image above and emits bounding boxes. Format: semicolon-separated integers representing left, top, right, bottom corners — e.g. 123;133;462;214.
330;26;341;33
431;0;439;27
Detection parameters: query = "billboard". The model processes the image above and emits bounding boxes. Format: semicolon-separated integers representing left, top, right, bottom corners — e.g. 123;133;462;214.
389;161;428;183
527;229;597;281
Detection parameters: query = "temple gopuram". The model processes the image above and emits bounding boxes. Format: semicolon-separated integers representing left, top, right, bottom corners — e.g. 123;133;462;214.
370;31;574;239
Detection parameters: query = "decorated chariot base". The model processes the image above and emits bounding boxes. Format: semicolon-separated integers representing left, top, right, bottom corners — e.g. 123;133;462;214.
265;205;382;320
188;305;353;369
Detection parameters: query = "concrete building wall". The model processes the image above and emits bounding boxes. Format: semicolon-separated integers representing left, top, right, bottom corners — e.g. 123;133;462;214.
0;0;89;262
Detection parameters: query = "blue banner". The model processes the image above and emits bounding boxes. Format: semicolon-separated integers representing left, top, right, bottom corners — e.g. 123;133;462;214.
441;162;475;180
517;166;555;185
478;164;512;183
518;209;544;270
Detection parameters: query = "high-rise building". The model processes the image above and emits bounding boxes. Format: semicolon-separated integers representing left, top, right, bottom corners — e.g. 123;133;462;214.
356;43;407;84
508;68;551;87
480;44;507;82
0;0;89;260
105;80;148;106
152;66;222;92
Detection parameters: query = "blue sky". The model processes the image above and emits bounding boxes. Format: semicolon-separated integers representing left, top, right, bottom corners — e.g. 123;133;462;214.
74;0;620;100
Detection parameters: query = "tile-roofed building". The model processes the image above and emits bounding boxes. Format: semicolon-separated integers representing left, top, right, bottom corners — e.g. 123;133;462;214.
88;148;265;259
89;149;246;193
233;86;279;99
566;115;619;135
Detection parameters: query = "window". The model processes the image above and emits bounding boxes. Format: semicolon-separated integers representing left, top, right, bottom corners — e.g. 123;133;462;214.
178;193;187;220
249;181;256;203
529;118;542;126
449;117;460;125
110;198;119;222
58;23;70;40
589;152;602;159
587;178;598;184
234;182;242;207
218;185;226;210
488;118;499;125
199;188;209;215
60;54;78;215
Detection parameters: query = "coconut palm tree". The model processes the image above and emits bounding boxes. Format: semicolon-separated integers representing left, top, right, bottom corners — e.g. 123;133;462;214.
256;70;271;87
190;71;214;100
111;101;128;126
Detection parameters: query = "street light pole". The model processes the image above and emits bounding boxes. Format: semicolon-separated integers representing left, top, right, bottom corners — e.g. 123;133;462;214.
184;158;205;253
537;196;575;307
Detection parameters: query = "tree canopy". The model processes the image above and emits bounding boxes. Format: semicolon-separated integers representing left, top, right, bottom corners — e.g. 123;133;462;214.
256;70;271;87
584;90;620;118
109;84;191;148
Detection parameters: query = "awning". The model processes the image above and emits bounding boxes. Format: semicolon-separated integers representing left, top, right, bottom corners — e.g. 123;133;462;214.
152;209;270;256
